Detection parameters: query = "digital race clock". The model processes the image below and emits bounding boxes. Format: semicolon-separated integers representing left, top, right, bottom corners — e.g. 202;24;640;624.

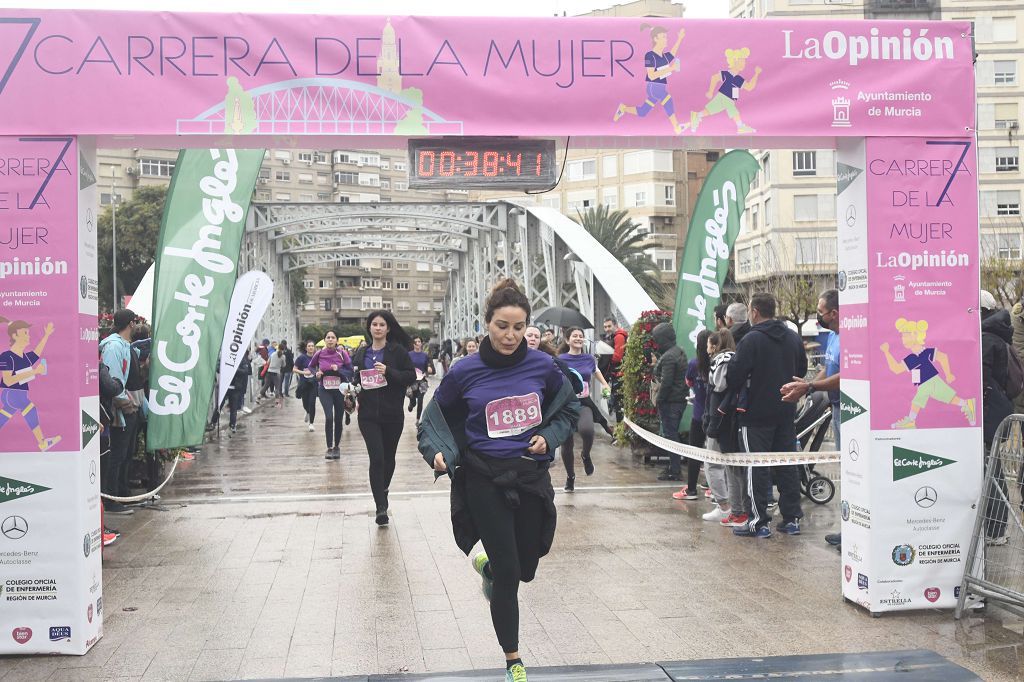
407;138;557;190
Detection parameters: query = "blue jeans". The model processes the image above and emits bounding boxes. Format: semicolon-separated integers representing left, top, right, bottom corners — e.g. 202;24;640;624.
658;402;685;471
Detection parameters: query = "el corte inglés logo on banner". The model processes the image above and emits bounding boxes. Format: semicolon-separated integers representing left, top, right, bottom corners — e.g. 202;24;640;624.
892;446;955;481
81;410;100;448
839;390;866;423
0;477;51;504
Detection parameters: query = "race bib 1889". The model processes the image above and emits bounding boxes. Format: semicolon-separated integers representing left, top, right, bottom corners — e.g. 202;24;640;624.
485;393;542;438
360;368;388;389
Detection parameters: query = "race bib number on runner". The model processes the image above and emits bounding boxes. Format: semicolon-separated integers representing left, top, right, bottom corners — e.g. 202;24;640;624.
360;368;388;389
578;382;590;399
323;376;342;390
911;368;921;385
415;368;425;381
485;393;543;438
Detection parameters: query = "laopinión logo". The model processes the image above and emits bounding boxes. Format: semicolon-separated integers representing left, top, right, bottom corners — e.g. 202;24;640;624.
892;544;916;566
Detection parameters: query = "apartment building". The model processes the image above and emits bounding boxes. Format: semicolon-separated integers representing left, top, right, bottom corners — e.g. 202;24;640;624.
729;0;1023;291
96;146;454;335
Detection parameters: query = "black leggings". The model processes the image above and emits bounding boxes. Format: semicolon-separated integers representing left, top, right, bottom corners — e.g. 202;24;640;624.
317;385;344;448
408;385;425;420
687;418;705;495
465;465;546;654
358;416;404;512
301;383;317;424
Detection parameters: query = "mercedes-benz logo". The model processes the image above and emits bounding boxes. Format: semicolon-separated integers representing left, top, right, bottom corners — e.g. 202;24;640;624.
2;516;28;540
848;439;859;461
915;486;937;508
89;460;97;485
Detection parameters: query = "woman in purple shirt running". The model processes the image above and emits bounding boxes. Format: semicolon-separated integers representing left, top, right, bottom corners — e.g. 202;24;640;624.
556;327;611;491
0;317;59;451
614;24;687;134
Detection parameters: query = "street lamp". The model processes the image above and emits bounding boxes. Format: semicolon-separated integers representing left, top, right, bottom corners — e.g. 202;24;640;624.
111;167;119;311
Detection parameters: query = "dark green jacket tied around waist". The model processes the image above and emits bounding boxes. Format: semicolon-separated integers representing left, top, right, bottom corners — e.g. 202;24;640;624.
417;378;580;556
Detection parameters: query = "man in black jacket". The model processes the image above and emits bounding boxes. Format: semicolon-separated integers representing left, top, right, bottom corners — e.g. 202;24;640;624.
726;293;808;538
980;291;1016;545
652;323;689;480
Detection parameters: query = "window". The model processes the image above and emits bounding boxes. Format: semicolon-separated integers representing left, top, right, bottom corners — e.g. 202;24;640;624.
334;172;357;185
302;301;315;311
394;161;407;172
337;195;350;203
319;298;333;311
382;280;392;290
334;152;352;164
653;249;676;273
417;262;430;272
256;191;271;201
381;179;390;190
396;281;410;290
602;155;618;178
362;296;383;310
140;158;175;177
258;168;271;180
318;279;333;289
339;296;361;309
276;193;291;201
567;190;596;213
340;258;360;267
275;170;290;182
396;301;411;312
764;198;772;228
751;244;762;273
541;196;561;210
317;172;330;184
433;302;443;311
394;180;408;191
302;279;314;289
998;233;1022;259
793;195;833;222
299;193;313;202
274;151;291;161
382;260;393;270
602;188;618;209
995;60;1017;85
417;302;431;312
623;150;673;174
358;173;380;187
361;278;381;289
433;282;444;292
997;190;1021;216
995;102;1019;130
382;301;393;310
417;282;429;291
993;17;1017;43
795;238;818;265
996;147;1019;172
298;173;313;184
99;193;123;206
298;152;313;163
315;152;328;164
633;190;647;207
793;151;817;177
397;262;410;271
661;185;675;206
317;192;331;200
567;159;597;181
762;154;771;183
738;247;751;275
750;204;759;231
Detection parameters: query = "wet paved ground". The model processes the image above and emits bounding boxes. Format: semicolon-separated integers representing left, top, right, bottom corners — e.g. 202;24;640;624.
1;391;1023;681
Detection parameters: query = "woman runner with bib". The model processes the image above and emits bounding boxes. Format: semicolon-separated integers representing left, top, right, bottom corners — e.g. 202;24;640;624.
311;331;354;459
352;311;416;526
407;336;435;425
293;340;318;433
418;279;580;682
557;327;611;491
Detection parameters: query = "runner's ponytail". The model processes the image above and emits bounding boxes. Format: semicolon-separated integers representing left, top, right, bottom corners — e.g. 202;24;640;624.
485;278;531;322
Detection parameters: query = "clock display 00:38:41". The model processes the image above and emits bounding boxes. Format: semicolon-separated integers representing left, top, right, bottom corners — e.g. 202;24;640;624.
416;149;544;178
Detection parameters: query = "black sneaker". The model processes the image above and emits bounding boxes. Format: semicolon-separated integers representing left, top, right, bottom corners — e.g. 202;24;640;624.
564;476;575;492
104;502;134;516
375;510;389;526
325;448;335;460
582;455;595;476
344;413;351;426
825;532;842;547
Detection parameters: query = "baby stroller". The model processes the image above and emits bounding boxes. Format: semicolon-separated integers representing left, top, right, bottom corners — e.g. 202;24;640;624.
795;391;835;504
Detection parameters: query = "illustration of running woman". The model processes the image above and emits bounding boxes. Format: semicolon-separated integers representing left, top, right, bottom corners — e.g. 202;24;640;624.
614;25;687;135
690;48;762;134
880;318;976;429
0;317;61;451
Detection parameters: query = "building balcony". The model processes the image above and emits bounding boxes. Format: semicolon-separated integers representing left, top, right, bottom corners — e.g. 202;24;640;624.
866;0;939;13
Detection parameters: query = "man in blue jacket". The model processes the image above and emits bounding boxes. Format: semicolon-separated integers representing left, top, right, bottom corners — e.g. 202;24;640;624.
726;293;807;538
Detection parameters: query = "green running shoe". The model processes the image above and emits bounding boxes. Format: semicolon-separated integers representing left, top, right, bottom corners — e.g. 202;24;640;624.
506;663;528;682
472;552;493;601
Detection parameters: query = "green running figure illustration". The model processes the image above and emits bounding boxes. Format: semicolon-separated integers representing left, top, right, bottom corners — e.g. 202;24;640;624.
880;317;976;429
690;48;762;134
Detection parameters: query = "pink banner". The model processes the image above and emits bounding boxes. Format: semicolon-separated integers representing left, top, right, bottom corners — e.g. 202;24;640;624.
866;137;980;431
0;136;78;454
0;12;974;140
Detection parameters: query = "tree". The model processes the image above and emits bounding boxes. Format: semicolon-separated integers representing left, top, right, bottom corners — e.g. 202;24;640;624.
981;232;1024;307
573;205;667;304
97;185;167;312
744;242;829;332
290;266;309;306
300;324;325;344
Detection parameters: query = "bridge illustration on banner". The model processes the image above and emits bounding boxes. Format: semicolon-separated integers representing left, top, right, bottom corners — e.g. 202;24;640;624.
176;77;464;136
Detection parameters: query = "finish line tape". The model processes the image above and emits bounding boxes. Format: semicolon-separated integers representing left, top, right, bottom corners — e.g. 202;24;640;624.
625;419;840;467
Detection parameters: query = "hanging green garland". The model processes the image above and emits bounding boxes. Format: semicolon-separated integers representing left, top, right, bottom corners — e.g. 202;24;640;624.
616;309;672;444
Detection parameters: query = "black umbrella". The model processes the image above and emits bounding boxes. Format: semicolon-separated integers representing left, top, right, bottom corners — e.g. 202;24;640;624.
533;306;593;329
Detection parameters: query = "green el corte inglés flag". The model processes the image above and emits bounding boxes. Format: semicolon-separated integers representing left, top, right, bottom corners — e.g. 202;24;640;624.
146;149;264;449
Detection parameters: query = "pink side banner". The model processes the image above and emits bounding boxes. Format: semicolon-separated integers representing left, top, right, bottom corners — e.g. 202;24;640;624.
866;137;981;432
0;136;79;454
0;12;974;139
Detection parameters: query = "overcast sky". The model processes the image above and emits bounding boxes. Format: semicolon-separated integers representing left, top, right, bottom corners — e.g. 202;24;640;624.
20;0;728;18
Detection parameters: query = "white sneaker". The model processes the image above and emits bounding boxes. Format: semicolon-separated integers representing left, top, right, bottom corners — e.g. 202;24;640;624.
986;536;1009;547
241;407;253;415
308;424;315;432
702;506;729;522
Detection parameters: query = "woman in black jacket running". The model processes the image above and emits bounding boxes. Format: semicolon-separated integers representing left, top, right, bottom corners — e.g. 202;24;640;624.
352;310;416;526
